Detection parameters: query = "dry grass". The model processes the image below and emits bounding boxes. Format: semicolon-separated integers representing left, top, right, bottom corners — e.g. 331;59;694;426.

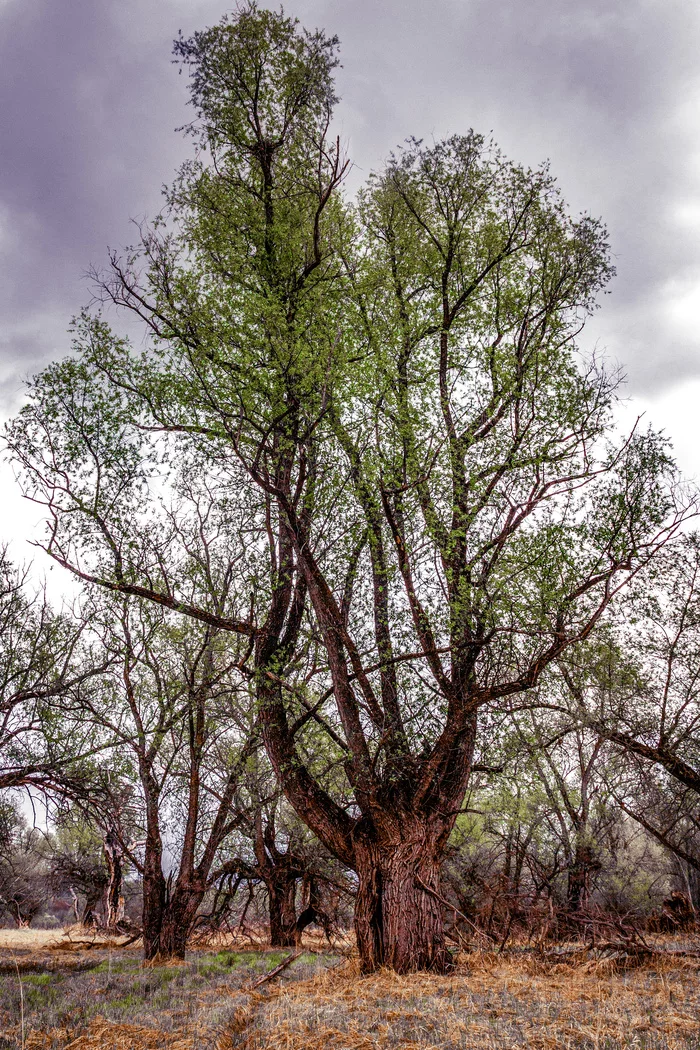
0;930;69;951
190;926;354;956
0;926;138;976
2;938;700;1049
236;952;700;1049
24;1019;199;1049
0;926;134;952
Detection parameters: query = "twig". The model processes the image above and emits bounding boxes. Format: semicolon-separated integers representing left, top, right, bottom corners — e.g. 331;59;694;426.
497;908;515;953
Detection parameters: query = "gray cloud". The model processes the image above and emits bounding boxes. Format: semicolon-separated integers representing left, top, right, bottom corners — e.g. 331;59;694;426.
1;0;699;406
0;0;223;398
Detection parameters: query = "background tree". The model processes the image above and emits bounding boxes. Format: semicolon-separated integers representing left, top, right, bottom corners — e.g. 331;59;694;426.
47;811;110;927
0;549;103;796
560;535;700;893
0;802;50;927
75;589;260;959
213;783;349;947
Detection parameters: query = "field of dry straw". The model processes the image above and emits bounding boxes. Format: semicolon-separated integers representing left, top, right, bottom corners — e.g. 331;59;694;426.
0;929;699;1049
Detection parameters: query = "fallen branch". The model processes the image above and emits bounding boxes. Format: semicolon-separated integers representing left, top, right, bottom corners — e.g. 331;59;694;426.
563;911;651;950
116;931;142;949
246;950;302;990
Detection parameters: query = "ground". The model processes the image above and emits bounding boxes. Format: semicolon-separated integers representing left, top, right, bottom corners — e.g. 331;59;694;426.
0;928;699;1048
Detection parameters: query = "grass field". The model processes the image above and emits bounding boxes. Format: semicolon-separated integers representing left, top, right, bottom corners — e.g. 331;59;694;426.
0;930;699;1048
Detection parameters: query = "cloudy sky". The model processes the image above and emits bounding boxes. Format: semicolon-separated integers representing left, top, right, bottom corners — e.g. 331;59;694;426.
1;0;700;558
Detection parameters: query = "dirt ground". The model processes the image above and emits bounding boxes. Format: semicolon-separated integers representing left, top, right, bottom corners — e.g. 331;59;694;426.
0;930;699;1049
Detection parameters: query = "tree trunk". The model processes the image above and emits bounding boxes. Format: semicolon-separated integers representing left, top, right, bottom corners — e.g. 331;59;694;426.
81;892;101;928
296;875;332;940
354;826;452;974
140;776;166;960
158;892;201;959
567;840;600;913
141;865;166;960
354;834;384;971
684;862;700;913
266;870;299;947
103;831;124;930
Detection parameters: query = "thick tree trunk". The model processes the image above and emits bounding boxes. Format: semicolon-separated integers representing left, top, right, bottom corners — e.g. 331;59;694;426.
158;890;203;959
81;892;101;928
140;776;167;960
354;836;384;971
266;871;300;947
354;825;452;974
257;626;472;974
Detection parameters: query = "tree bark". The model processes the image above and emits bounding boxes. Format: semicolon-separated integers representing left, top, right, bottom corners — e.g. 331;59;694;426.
81;891;101;928
266;869;300;947
103;831;124;930
157;885;204;959
296;875;333;940
567;840;600;913
354;823;452;974
141;873;166;960
141;823;166;960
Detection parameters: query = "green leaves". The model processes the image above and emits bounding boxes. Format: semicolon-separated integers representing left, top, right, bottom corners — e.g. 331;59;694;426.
174;3;339;158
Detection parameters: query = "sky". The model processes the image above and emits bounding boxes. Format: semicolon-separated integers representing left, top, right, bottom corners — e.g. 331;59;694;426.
1;0;700;568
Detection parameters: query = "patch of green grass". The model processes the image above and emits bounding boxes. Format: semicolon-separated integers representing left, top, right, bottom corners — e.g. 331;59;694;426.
197;950;245;975
208;950;246;967
92;958;139;974
143;967;181;984
22;972;55;986
25;986;61;1009
104;990;143;1011
197;949;284;977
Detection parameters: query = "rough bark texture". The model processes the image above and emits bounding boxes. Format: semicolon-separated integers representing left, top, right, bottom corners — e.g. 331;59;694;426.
567;842;600;913
141;815;166;960
141;869;166;960
251;805;304;948
266;870;300;947
81;892;101;928
158;886;205;959
354;822;453;974
354;832;384;971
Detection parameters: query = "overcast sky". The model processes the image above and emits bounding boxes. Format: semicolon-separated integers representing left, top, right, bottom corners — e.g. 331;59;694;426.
1;0;700;559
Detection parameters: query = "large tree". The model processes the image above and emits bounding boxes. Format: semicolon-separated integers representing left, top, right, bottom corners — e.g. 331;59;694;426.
7;3;692;971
